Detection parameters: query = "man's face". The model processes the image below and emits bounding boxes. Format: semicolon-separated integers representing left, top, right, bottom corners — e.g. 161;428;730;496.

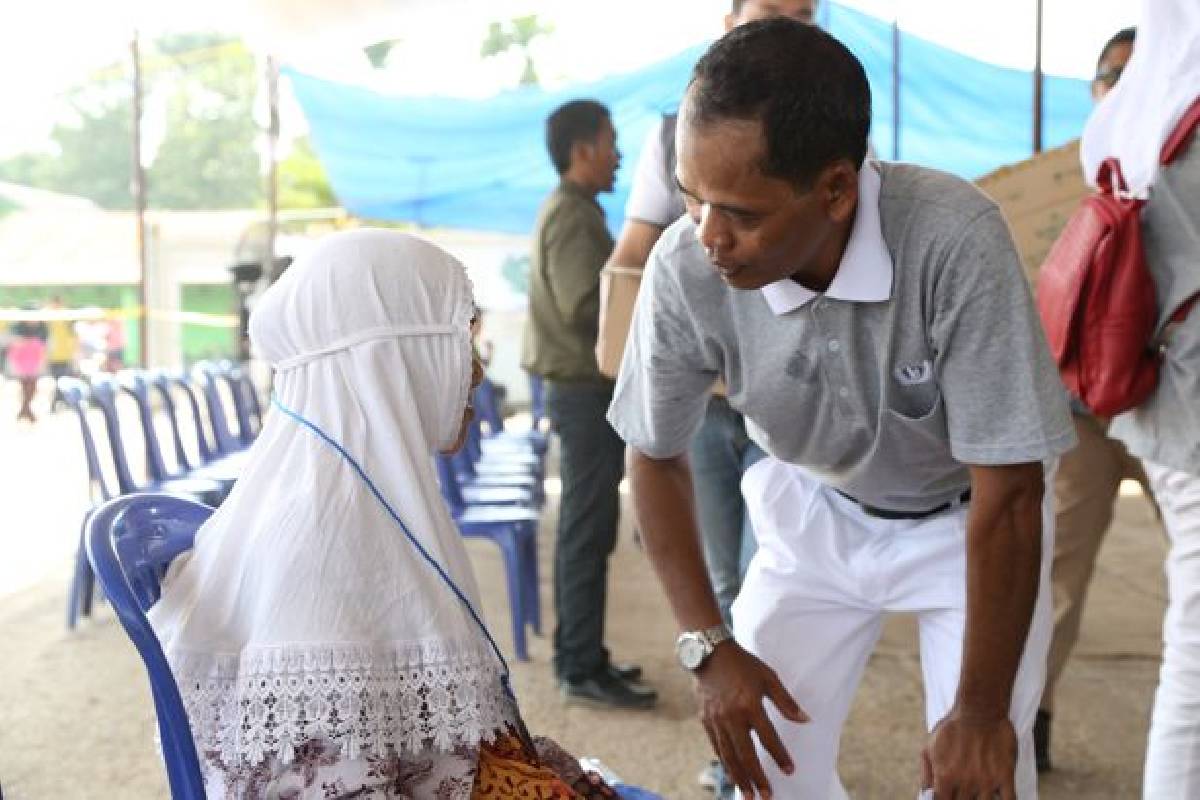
675;111;852;291
727;0;817;30
1091;40;1133;102
579;117;621;193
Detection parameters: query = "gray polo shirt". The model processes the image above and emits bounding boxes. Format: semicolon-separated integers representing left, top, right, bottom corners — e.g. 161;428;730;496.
607;160;1076;514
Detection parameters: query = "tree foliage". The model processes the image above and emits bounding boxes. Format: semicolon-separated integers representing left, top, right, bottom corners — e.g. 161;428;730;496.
0;33;268;211
480;15;553;87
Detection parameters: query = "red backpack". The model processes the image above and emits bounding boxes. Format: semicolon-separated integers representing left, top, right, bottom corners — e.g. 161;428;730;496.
1036;99;1200;417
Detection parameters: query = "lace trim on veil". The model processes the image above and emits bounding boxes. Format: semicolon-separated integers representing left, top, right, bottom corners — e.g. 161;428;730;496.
167;638;517;769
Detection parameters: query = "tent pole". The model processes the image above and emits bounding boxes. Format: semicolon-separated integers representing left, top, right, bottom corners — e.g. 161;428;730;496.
131;31;149;367
1033;0;1044;154
892;16;901;160
265;55;280;285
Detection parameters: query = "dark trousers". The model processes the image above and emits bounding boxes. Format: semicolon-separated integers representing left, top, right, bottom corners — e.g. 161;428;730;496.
546;380;625;681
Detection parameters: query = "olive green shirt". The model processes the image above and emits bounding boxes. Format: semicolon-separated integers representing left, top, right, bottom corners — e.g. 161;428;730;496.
521;180;614;384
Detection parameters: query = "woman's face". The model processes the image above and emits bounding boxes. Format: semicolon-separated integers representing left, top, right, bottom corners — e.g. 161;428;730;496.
440;323;485;455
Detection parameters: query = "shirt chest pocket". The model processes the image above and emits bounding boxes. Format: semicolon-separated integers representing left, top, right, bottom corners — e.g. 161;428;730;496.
887;357;940;419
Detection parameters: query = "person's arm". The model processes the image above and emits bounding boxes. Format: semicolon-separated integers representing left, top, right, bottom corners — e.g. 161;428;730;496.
543;205;612;330
629;449;806;800
920;462;1043;800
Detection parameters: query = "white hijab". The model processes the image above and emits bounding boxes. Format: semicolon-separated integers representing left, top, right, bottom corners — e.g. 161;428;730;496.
1081;0;1200;195
149;229;517;768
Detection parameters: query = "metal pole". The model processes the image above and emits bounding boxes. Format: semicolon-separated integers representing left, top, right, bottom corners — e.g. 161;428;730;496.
892;17;901;161
1033;0;1044;154
265;55;280;283
132;31;149;367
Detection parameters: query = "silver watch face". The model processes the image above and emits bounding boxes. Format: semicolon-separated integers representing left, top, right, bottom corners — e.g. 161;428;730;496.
677;634;708;670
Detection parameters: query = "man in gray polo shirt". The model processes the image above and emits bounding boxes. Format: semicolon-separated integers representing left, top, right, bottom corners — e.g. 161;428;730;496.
607;19;1074;800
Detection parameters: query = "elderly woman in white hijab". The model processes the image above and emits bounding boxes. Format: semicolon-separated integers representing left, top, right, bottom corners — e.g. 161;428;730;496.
1080;0;1200;795
147;230;606;799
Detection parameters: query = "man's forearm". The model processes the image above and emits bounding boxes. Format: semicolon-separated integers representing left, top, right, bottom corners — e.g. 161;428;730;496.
628;449;724;631
956;463;1045;719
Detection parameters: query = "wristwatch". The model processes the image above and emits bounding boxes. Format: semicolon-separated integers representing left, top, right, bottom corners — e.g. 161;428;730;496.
675;623;733;671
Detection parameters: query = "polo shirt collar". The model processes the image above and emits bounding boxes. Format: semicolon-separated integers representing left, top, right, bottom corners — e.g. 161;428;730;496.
760;162;893;316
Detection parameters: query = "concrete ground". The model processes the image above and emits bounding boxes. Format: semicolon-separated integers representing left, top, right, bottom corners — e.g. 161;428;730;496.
0;378;1167;798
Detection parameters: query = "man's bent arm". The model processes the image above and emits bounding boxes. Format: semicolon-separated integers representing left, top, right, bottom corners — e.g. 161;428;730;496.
627;448;722;629
958;462;1043;720
607;219;666;274
923;461;1044;797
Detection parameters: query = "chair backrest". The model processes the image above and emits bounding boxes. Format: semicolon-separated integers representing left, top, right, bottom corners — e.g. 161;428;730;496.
149;371;196;473
85;493;213;800
169;373;217;464
435;454;466;517
118;371;177;484
194;362;240;456
216;361;255;446
475;377;505;435
528;372;545;430
57;376;113;505
88;376;143;495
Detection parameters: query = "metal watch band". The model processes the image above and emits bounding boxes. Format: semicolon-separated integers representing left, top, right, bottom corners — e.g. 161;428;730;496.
701;623;732;649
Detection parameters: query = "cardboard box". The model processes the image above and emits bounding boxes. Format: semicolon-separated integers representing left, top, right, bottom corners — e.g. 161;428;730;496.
595;264;644;379
975;138;1091;284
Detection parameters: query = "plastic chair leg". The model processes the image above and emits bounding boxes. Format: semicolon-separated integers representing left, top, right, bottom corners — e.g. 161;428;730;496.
67;519;94;630
519;527;541;636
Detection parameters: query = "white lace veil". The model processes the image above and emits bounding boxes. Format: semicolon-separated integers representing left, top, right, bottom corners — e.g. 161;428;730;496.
149;229;517;769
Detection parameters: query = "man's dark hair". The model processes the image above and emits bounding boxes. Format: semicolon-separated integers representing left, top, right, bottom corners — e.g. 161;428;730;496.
686;18;870;189
1096;27;1136;70
545;99;610;176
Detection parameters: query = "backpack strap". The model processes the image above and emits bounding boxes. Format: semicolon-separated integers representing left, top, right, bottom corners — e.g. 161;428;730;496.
1096;157;1132;197
1160;97;1200;165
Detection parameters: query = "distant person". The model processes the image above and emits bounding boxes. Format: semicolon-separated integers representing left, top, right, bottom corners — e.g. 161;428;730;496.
1078;0;1200;794
149;229;623;799
9;317;47;423
521;99;657;710
104;318;125;372
45;296;78;413
1034;26;1156;774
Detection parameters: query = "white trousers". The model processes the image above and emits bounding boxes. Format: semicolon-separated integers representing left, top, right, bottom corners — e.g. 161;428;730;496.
1142;460;1200;799
732;459;1053;799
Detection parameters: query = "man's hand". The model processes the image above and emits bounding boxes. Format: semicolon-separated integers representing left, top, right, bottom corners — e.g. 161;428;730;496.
920;709;1019;800
695;642;808;799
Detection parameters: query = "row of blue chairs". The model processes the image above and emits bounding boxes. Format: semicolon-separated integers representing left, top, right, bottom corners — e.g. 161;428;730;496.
61;361;262;630
435;375;549;661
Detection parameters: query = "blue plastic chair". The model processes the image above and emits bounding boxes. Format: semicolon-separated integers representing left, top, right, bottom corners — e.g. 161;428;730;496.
89;376;226;507
118;372;237;499
58;377;115;629
435;455;541;660
215;360;262;446
528;372;546;432
85;493;213;800
193;363;246;458
148;372;244;487
475;377;547;456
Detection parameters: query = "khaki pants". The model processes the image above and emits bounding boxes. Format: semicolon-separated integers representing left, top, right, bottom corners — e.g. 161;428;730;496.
1042;412;1157;711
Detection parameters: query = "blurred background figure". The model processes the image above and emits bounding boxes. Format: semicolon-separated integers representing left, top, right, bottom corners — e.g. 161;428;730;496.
45;297;78;413
9;311;48;423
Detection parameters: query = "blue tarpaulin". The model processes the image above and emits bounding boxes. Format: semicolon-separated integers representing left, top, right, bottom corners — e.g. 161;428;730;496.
288;2;1091;235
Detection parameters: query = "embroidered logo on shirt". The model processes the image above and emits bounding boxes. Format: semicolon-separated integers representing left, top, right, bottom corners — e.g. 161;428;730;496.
894;360;933;386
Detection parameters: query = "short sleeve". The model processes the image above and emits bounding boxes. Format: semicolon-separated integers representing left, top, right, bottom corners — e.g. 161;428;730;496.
607;235;716;458
931;208;1076;464
625;120;686;228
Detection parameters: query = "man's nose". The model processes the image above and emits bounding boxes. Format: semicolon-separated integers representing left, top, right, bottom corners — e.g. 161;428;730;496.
696;205;730;255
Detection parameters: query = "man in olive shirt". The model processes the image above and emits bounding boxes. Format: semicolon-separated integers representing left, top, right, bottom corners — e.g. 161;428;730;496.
522;99;657;709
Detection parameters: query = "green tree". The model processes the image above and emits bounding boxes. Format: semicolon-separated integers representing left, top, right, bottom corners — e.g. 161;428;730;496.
146;34;260;209
278;136;337;209
0;32;262;211
480;15;553;87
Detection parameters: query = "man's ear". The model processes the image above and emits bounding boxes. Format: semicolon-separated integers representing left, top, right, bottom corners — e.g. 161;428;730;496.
569;139;593;170
723;13;736;32
820;160;859;224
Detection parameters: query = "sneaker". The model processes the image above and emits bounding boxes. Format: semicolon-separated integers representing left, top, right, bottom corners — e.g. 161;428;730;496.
1034;709;1052;772
560;670;657;710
